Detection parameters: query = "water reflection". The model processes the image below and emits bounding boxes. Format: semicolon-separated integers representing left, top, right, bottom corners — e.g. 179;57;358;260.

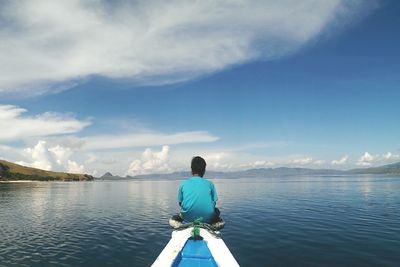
1;176;400;267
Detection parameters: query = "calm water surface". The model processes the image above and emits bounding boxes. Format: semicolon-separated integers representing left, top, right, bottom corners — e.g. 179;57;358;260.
1;176;400;267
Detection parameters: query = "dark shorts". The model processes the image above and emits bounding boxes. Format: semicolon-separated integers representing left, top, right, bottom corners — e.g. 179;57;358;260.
172;208;221;224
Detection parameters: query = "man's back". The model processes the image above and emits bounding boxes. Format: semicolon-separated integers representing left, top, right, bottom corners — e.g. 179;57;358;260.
178;176;218;223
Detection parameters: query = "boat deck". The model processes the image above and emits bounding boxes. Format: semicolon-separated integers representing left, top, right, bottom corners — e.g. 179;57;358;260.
172;239;218;267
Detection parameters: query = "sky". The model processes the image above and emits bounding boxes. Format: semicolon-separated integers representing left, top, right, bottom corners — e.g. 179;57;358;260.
0;0;399;177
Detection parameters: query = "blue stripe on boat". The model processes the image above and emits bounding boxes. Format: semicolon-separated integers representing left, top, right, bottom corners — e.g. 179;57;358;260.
172;239;218;267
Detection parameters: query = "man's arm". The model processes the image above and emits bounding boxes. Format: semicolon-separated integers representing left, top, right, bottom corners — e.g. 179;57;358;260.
211;182;218;205
178;183;183;207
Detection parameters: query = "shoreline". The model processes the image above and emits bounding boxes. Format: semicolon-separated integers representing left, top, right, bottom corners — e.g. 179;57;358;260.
0;180;40;183
0;180;92;183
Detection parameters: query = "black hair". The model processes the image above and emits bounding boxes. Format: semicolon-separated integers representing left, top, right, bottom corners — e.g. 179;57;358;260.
191;156;206;177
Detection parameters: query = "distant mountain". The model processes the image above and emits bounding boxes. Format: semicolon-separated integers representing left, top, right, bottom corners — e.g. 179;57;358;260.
102;172;113;177
124;162;400;180
127;171;189;180
99;172;125;180
125;168;346;180
0;160;94;181
231;167;345;178
126;171;228;180
349;162;400;175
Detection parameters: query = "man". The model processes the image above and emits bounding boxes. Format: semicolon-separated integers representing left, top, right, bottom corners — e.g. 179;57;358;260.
176;156;220;223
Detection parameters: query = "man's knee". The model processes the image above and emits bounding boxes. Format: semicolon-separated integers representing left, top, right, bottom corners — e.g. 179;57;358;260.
171;214;183;222
215;208;220;217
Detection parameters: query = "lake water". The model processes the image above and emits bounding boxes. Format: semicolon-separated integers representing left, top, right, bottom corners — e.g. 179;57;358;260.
1;176;400;267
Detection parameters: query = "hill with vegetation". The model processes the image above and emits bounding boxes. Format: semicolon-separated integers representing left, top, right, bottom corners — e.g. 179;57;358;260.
0;160;94;181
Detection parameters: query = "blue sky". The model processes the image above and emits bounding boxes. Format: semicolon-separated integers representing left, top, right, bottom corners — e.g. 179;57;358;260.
0;0;399;176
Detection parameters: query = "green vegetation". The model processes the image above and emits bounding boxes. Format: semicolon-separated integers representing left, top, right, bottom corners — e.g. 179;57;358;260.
0;160;93;181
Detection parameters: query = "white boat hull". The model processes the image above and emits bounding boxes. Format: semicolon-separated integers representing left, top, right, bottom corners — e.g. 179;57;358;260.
152;227;239;267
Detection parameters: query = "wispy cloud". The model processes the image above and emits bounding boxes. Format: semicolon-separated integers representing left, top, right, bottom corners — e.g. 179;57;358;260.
0;0;375;95
0;105;90;140
83;131;219;150
223;141;288;152
0;103;220;174
0;104;218;148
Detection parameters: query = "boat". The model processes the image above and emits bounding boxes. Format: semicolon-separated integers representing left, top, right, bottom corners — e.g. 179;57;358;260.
151;222;240;267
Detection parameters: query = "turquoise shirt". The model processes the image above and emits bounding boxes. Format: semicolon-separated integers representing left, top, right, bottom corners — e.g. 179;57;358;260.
178;176;218;223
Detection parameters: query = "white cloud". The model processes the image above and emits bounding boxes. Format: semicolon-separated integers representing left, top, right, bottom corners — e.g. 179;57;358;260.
0;0;375;95
292;157;313;165
331;155;349;165
66;160;85;174
383;152;400;161
253;160;272;168
247;160;275;169
84;131;218;150
48;145;73;165
19;140;85;173
0;105;90;141
202;152;231;170
0;103;220;174
127;145;171;176
291;157;328;166
356;152;375;167
22;140;53;170
313;160;326;165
